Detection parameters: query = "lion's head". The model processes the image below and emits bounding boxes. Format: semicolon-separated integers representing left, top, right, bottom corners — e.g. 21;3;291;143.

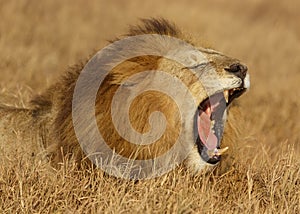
65;18;250;177
34;18;251;179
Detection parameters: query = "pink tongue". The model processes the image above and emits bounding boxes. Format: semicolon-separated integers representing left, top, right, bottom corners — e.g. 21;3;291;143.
197;108;218;150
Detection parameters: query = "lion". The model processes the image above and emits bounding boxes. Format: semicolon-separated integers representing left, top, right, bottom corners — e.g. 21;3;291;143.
0;18;249;177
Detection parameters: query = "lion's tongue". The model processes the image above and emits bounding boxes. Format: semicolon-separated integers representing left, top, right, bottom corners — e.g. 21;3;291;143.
197;106;218;150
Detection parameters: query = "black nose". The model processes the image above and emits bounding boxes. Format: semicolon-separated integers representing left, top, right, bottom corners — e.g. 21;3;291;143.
225;63;248;79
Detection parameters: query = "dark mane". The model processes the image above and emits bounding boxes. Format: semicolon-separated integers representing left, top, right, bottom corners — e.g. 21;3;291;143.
127;18;182;37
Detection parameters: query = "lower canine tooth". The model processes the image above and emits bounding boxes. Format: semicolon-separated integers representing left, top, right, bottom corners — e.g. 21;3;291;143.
215;147;229;155
224;90;229;103
207;147;229;157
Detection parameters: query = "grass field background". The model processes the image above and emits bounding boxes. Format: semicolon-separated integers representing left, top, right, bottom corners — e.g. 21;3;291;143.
0;0;299;213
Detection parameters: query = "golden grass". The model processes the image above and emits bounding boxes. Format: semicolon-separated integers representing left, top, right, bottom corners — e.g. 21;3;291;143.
0;144;299;213
0;0;299;213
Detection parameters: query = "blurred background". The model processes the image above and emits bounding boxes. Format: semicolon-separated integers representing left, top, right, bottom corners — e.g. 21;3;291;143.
0;0;299;153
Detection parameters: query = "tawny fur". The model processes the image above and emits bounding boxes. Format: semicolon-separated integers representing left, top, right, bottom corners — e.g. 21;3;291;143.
0;18;247;173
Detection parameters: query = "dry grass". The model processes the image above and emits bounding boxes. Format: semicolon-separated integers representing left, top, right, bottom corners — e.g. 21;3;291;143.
0;0;299;213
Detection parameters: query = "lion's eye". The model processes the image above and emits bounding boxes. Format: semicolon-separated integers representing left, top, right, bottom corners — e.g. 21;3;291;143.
225;63;248;79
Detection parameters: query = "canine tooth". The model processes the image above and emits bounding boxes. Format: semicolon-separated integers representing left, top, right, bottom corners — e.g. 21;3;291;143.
215;147;229;155
207;147;229;158
223;90;229;103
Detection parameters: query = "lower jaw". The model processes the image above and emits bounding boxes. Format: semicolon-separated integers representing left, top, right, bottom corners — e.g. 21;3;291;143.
185;147;218;173
206;154;221;164
195;136;221;165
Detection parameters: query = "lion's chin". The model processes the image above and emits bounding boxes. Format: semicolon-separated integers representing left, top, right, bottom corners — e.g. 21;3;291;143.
185;146;218;174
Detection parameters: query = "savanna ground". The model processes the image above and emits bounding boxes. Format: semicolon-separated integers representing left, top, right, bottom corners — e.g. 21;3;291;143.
0;0;300;213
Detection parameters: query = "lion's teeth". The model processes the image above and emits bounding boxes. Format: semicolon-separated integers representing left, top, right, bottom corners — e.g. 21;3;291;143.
224;90;229;103
208;147;229;157
215;147;229;155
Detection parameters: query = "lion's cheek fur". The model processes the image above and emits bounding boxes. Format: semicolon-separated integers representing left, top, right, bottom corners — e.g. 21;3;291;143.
184;146;211;173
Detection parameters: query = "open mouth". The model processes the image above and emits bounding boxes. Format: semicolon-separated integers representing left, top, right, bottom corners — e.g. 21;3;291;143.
196;87;246;164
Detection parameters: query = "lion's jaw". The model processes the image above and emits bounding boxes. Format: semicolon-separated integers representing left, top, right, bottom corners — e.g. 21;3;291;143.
184;53;250;172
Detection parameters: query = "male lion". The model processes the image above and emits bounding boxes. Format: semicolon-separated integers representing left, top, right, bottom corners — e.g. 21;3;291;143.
0;18;249;176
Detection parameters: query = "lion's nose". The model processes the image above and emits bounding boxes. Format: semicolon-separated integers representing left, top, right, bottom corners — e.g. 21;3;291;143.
225;63;248;79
